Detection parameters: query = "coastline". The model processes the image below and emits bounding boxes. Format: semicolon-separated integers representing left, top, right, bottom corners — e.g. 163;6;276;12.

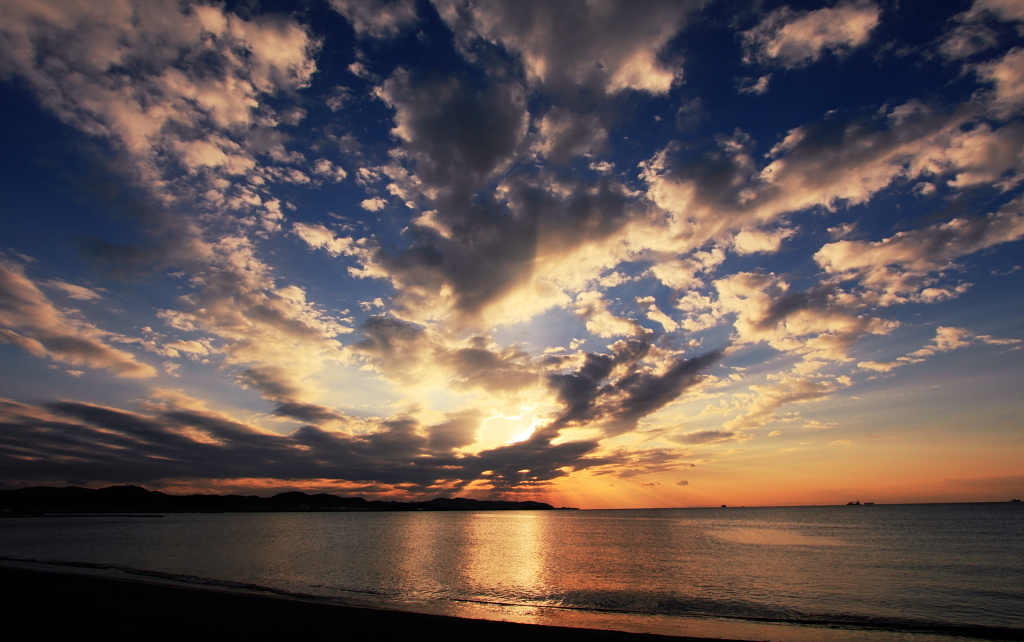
0;563;743;642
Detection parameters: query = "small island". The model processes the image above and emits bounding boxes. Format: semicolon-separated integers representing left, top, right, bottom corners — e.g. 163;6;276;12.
0;485;575;515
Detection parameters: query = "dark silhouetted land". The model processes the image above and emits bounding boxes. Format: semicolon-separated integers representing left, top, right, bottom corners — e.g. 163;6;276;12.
0;564;740;642
0;485;575;514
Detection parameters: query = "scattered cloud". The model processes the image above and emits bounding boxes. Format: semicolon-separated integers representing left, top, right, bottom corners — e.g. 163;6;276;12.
742;1;881;68
0;260;155;378
42;280;103;301
361;197;388;211
328;0;418;39
858;326;1020;372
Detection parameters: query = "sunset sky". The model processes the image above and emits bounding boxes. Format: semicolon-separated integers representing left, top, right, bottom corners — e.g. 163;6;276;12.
1;0;1022;508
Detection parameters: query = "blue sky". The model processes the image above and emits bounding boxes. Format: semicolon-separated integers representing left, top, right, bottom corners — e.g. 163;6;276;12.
0;0;1022;507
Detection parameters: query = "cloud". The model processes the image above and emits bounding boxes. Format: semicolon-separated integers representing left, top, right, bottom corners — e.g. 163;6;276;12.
0;260;155;378
650;247;725;290
42;280;103;301
349;316;540;395
742;1;881;68
328;0;418;39
347;171;643;328
426;410;483;453
312;159;348;182
974;47;1024;120
361;197;388;211
546;346;724;438
348;33;1022;335
709;271;897;362
640;300;679;333
724;373;851;431
376;68;528;200
638;105;1024;315
858;326;1021;372
816;198;1024;305
588;447;697;479
939;14;1000;60
637;103;974;263
966;0;1024;24
0;393;616;492
737;74;772;95
575;291;647;338
436;0;708;95
152;236;355;412
0;0;368;408
676;480;689;486
434;0;704;95
733;227;795;255
440;342;540;393
534;107;608;163
0;0;318;198
292;223;357;257
667;429;740;445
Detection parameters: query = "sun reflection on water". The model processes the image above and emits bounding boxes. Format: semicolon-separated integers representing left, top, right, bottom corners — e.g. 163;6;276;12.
464;512;549;605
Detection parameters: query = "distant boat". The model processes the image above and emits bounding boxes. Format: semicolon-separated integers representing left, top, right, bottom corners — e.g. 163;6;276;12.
847;500;861;505
1012;499;1022;503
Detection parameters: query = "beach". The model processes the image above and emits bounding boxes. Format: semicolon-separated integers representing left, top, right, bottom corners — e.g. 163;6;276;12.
0;564;743;642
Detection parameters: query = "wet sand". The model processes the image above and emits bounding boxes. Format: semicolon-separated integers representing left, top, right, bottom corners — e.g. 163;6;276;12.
0;565;749;641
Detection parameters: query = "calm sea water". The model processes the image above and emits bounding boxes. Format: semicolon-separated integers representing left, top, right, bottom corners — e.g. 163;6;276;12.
1;503;1021;641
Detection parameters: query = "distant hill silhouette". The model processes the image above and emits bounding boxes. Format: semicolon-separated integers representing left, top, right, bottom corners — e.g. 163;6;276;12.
0;485;569;514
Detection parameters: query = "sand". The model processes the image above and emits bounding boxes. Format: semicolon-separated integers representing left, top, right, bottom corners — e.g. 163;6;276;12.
0;564;749;641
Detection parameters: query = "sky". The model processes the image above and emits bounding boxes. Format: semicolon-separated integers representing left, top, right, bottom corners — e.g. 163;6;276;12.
0;0;1022;508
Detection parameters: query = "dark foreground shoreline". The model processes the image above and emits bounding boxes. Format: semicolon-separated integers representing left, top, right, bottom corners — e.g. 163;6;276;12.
0;565;744;642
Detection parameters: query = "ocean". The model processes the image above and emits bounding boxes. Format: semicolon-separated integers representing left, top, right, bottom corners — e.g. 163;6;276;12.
1;503;1021;641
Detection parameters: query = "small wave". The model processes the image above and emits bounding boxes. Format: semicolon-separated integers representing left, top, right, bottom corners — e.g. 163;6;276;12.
443;588;1024;641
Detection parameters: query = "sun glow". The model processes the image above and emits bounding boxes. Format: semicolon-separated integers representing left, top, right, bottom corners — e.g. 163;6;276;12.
477;411;544;447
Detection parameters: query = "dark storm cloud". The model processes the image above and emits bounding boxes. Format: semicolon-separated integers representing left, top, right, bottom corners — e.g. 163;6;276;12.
373;174;641;325
755;283;837;330
549;353;617;424
0;396;611;491
353;316;427;362
395;198;539;320
434;0;705;95
350;315;450;382
426;410;482;452
469;434;607;489
369;59;648;325
442;343;539;392
236;365;303;401
0;335;721;489
272;402;346;425
606;349;724;434
378;68;528;203
0;398;433;487
235;365;347;425
546;345;724;437
351;317;540;393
